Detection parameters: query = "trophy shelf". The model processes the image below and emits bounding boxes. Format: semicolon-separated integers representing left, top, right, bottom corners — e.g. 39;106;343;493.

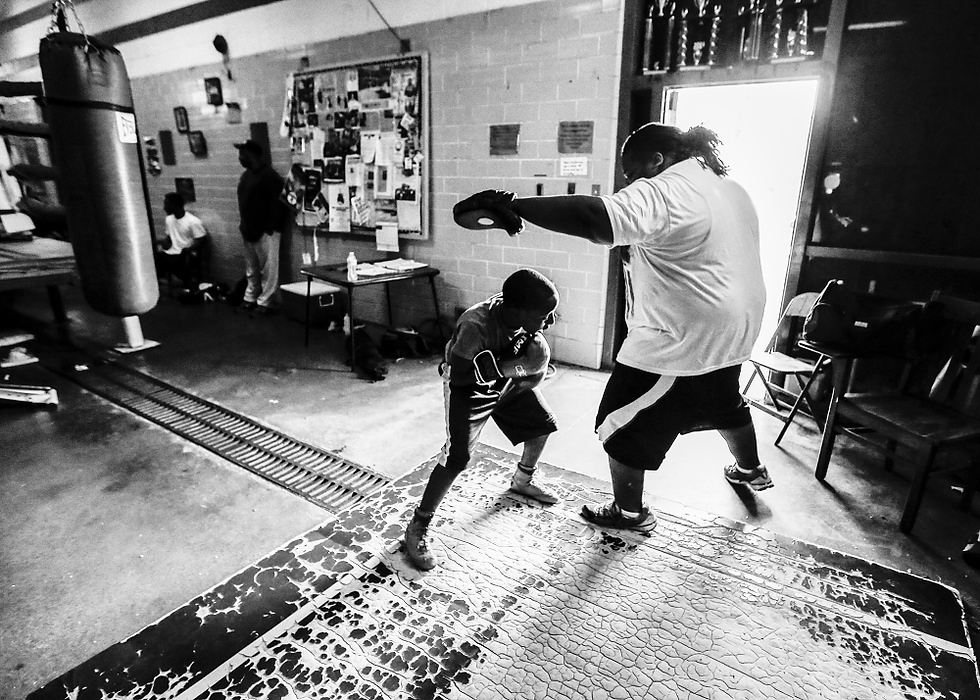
632;56;826;89
804;246;980;273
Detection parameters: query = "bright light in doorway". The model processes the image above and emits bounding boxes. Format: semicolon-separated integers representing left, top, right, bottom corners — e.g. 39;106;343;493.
665;79;819;353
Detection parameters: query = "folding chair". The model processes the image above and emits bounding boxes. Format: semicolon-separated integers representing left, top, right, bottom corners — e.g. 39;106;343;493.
742;292;831;445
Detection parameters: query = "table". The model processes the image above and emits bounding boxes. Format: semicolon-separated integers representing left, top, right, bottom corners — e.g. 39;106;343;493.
300;261;442;370
0;237;75;322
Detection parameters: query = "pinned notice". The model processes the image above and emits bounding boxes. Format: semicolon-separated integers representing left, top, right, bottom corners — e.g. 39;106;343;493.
559;156;589;177
395;183;421;232
327;184;350;232
376;223;399;252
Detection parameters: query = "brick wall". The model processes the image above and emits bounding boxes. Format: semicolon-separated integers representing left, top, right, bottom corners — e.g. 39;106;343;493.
132;0;623;368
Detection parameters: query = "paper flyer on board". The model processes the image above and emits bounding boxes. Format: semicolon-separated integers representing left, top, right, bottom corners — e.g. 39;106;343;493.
376;223;399;252
327;183;350;232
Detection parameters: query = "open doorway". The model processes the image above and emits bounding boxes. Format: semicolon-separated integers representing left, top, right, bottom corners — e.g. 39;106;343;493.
663;79;819;353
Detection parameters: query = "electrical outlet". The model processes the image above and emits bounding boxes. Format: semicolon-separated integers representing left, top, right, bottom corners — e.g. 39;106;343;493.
567;182;576;195
591;184;601;196
302;252;312;265
536;183;544;196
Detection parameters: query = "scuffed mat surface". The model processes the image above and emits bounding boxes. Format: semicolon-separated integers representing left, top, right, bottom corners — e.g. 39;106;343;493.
31;444;979;699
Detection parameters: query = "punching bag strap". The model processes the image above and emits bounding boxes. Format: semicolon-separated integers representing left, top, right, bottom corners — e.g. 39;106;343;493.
49;0;88;37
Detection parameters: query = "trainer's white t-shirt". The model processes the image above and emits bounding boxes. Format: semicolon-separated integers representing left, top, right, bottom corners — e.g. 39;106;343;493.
163;212;207;255
599;158;766;376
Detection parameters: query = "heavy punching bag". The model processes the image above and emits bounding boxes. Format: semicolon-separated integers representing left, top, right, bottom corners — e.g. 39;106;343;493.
39;32;158;316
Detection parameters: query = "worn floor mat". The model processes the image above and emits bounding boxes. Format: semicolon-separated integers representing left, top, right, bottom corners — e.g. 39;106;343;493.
31;444;980;700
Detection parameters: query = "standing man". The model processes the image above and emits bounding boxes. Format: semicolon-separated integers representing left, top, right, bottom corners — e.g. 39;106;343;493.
452;122;769;534
235;139;284;316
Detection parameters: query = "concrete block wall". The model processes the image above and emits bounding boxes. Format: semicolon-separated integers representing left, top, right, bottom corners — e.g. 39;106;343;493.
131;0;623;368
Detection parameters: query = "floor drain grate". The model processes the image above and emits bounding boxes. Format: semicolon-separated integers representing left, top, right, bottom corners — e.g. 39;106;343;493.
60;359;390;512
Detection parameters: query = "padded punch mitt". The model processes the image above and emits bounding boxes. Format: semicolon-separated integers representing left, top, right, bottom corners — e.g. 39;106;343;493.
453;189;524;236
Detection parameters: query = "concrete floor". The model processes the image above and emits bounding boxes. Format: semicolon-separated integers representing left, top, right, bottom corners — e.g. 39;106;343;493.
1;283;978;699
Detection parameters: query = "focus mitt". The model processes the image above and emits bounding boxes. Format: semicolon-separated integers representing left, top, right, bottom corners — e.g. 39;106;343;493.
453;190;524;236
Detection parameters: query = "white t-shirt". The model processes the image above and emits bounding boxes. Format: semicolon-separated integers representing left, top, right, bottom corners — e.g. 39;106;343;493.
599;158;766;376
163;212;207;255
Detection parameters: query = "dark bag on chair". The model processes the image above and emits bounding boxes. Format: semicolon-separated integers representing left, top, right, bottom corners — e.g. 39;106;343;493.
803;280;940;359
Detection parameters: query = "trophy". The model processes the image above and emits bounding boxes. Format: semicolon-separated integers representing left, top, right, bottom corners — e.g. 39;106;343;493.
642;2;655;71
676;7;690;69
707;4;722;66
770;0;784;60
737;1;752;62
788;0;817;58
745;0;766;61
738;0;766;62
688;0;708;66
640;2;654;73
643;0;675;72
686;1;721;68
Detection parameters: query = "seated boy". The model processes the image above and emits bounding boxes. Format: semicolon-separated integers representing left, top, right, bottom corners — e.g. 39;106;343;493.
155;192;208;284
403;268;561;571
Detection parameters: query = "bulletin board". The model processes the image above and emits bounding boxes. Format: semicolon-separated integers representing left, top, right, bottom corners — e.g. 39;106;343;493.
283;52;429;241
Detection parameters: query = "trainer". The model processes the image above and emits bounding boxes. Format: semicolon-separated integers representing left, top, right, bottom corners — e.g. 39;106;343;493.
452;122;769;533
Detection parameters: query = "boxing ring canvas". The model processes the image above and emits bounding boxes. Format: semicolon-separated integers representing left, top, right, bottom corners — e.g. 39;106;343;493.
30;444;979;699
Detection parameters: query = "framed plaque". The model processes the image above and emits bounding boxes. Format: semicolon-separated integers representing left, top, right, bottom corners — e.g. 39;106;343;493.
175;177;196;203
204;77;223;106
187;130;208;157
173;106;189;134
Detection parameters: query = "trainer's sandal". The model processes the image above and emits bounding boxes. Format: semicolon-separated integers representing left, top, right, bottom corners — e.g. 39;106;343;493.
508;478;559;505
581;501;657;534
724;463;774;491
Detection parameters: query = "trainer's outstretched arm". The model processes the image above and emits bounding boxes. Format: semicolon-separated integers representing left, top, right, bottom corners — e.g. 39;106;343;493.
510;195;613;245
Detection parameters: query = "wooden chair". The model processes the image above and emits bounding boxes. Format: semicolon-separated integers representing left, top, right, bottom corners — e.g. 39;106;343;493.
742;292;831;445
803;294;980;533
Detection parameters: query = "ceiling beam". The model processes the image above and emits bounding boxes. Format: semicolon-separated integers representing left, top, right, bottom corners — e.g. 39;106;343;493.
0;1;95;34
98;0;288;46
1;0;288;77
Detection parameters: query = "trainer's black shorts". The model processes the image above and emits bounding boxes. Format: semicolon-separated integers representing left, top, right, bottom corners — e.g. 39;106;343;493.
595;363;751;471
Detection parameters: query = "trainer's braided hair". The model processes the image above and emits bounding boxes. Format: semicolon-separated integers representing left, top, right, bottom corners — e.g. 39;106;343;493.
624;122;729;177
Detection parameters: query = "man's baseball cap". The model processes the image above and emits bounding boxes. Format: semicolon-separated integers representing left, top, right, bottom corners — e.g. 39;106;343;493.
234;139;262;156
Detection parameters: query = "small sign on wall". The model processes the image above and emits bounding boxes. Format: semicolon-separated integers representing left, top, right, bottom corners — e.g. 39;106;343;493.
560;156;589;177
558;120;594;154
173;106;189;133
175;177;196;203
188;131;208;157
489;124;520;156
159;130;176;165
204;77;223;106
226;102;242;124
